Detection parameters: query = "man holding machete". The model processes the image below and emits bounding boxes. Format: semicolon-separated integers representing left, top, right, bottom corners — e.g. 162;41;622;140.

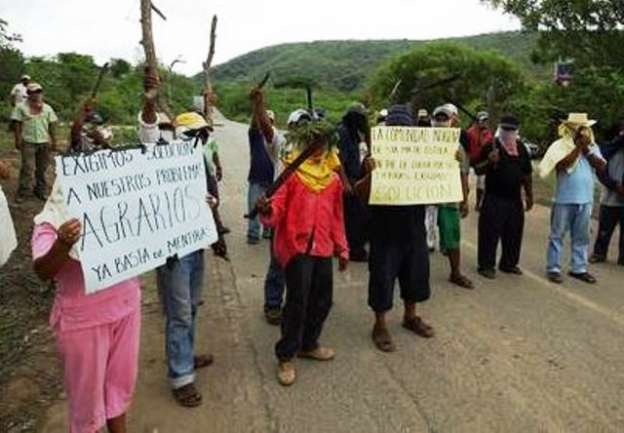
256;118;349;386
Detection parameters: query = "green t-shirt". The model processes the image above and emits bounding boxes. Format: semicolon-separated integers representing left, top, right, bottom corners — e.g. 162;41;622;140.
11;103;58;144
203;136;219;175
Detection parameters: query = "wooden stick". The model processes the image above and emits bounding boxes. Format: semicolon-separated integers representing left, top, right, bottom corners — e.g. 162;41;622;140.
202;15;218;122
140;0;174;119
151;2;167;21
245;140;325;219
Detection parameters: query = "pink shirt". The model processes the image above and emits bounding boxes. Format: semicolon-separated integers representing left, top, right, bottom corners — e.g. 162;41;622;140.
32;223;141;332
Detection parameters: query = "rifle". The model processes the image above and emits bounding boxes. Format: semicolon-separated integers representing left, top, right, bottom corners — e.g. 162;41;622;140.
245;139;325;220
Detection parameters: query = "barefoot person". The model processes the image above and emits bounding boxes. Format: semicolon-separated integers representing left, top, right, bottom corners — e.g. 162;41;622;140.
32;184;141;433
257;120;349;386
356;105;433;353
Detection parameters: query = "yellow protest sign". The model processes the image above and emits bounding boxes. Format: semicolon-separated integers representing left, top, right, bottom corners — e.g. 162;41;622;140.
369;126;464;205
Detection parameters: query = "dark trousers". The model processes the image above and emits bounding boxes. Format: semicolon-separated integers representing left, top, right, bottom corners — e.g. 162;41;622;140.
19;142;49;196
275;255;333;361
593;205;624;264
264;239;285;310
344;194;368;253
368;239;431;313
478;194;525;271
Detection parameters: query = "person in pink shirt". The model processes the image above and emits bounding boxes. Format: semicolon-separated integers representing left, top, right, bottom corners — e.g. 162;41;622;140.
32;183;141;433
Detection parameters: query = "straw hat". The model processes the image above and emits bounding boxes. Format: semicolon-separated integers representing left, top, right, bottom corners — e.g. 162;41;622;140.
562;113;597;128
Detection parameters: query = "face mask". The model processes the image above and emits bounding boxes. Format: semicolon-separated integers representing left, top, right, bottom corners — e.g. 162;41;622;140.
432;120;451;128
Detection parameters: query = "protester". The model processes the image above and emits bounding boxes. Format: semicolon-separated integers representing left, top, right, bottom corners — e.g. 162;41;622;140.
247;91;280;244
539;113;607;284
356;105;433;352
257;119;349;386
432;105;473;289
590;123;624;265
416;108;431;127
32;183;141;433
337;103;370;262
11;82;58;202
466;111;494;210
10;74;30;107
0;161;17;267
474;115;533;279
70;99;113;152
250;89;291;325
140;72;216;407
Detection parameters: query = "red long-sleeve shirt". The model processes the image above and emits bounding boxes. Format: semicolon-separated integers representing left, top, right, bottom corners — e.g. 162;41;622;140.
261;174;349;268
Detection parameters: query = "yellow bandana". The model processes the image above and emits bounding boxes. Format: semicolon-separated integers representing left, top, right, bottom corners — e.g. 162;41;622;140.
283;149;341;193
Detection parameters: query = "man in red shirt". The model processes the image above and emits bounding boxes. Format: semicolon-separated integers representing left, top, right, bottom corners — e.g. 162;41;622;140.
466;112;494;210
257;121;349;386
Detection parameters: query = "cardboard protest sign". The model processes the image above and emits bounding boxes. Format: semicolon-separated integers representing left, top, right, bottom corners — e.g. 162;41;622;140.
369;127;464;206
55;141;218;294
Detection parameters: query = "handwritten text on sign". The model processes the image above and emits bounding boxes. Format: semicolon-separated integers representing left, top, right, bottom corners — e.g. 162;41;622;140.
55;142;218;294
370;127;463;205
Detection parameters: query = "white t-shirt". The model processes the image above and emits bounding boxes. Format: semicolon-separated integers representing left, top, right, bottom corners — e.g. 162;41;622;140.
0;186;17;267
10;83;28;105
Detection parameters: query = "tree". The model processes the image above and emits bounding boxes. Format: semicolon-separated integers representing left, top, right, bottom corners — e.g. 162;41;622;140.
368;43;526;124
0;18;21;49
482;0;624;68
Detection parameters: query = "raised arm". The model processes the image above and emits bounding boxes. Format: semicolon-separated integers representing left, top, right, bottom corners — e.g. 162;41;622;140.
250;88;274;143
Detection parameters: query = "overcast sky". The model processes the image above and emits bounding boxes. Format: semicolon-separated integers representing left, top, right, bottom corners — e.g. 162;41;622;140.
2;0;520;76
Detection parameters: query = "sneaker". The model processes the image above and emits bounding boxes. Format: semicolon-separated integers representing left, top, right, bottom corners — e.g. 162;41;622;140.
588;254;606;264
218;226;231;235
547;272;563;284
298;346;336;361
264;307;282;326
277;361;296;386
478;268;496;279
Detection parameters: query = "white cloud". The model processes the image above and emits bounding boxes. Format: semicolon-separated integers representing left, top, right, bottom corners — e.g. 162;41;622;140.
2;0;520;75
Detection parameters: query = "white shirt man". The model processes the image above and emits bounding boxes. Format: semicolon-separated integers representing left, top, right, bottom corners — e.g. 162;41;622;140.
10;75;30;107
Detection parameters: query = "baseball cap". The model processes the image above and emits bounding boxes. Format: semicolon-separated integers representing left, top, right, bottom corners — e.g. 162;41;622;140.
433;105;453;119
26;82;43;93
476;111;489;122
287;109;312;126
21;74;31;81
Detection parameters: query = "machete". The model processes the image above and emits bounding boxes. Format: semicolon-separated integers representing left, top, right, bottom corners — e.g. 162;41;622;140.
245;139;326;220
90;62;110;99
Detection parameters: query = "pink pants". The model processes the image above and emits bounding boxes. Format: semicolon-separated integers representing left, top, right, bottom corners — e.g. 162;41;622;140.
55;309;141;433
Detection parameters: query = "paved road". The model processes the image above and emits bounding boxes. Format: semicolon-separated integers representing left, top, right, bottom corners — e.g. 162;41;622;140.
43;114;624;433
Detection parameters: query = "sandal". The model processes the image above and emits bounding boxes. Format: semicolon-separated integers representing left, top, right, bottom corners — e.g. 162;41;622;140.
172;383;203;408
449;274;474;289
194;354;214;369
568;272;597;284
402;316;435;338
371;326;396;352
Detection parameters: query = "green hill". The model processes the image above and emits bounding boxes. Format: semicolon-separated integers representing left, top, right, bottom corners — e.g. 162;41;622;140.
213;31;543;91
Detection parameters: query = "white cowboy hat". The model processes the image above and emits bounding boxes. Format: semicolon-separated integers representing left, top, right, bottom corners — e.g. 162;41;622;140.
562;113;597;128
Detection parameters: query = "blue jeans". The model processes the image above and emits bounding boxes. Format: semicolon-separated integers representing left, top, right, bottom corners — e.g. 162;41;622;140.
157;250;205;389
247;182;269;240
264;241;285;310
547;203;592;274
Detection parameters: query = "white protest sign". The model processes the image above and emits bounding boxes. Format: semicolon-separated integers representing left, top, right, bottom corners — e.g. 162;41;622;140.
370;126;464;206
55;141;218;294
